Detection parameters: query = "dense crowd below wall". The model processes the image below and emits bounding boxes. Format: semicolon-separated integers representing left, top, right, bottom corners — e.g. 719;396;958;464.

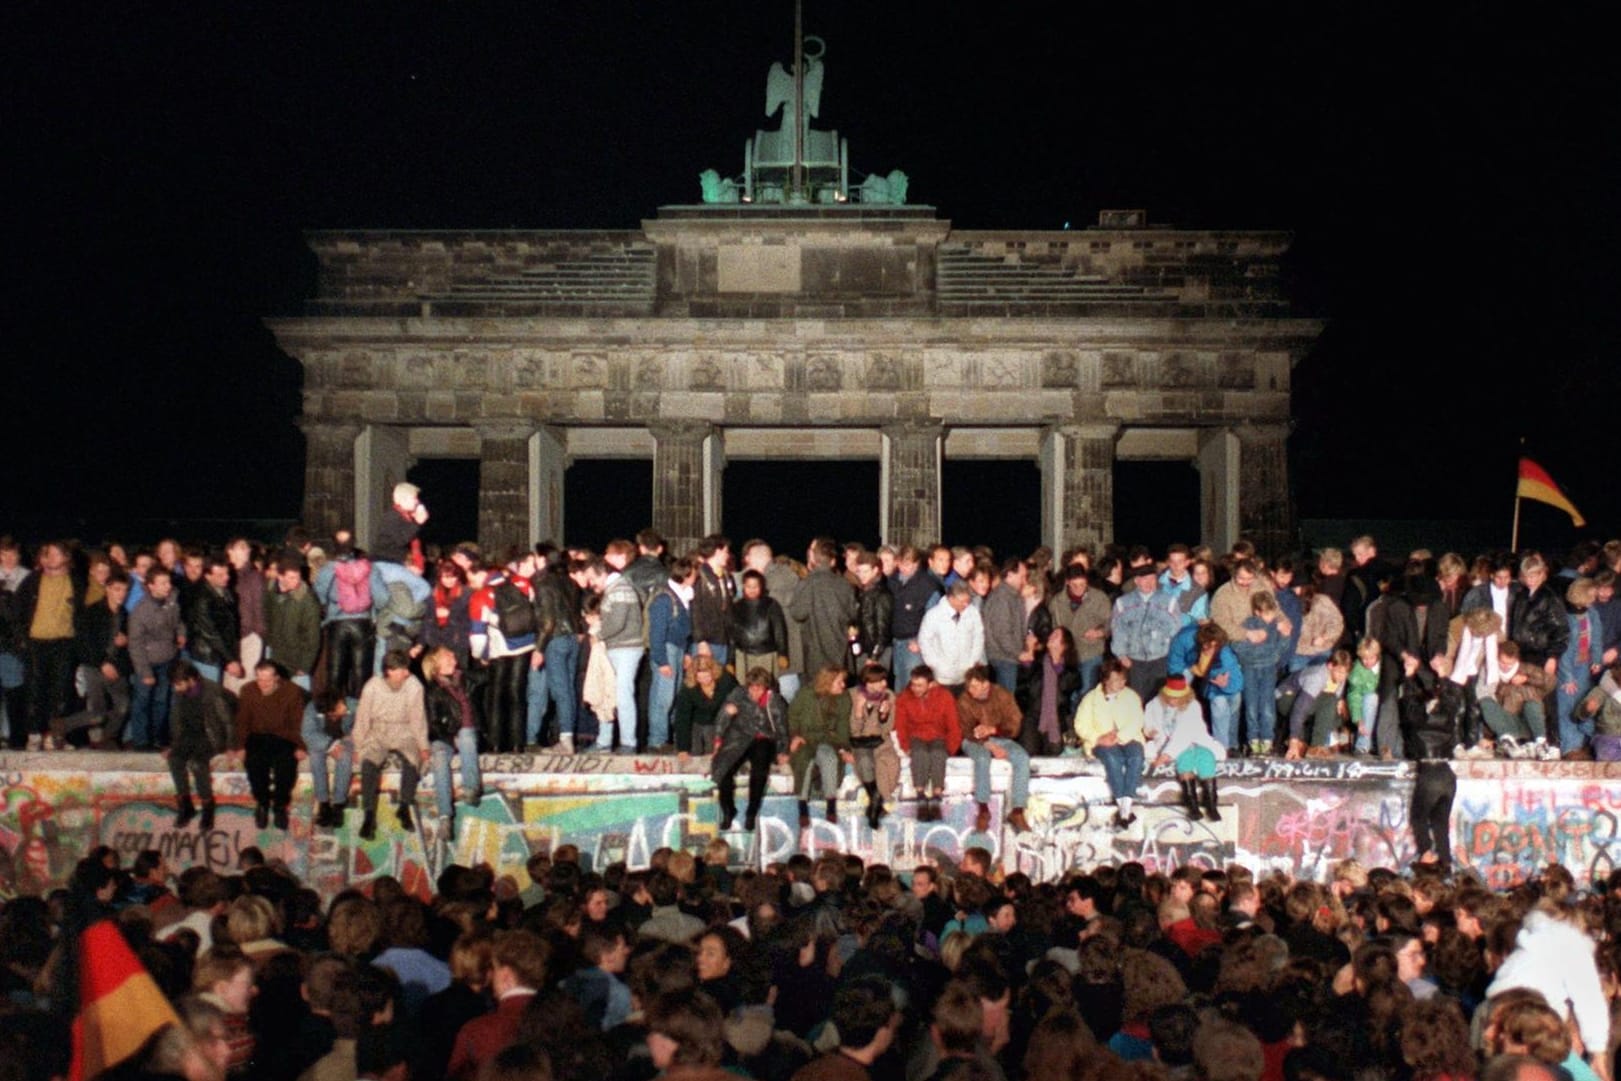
5;827;1621;1081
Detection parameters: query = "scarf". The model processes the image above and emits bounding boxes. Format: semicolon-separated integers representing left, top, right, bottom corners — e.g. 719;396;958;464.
1039;658;1062;743
433;582;462;627
439;674;475;729
1451;621;1498;691
670;581;695;606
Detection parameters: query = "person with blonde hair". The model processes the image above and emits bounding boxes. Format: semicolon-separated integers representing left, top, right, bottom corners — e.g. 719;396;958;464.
1558;577;1606;756
424;645;481;832
193;945;257;1075
787;664;853;829
672;653;736;757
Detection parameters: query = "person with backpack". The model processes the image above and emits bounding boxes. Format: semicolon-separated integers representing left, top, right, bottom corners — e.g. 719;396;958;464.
467;558;538;753
314;543;386;699
372;561;431;676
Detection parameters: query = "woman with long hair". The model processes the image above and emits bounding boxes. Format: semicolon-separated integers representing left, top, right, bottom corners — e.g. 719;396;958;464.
425;646;482;832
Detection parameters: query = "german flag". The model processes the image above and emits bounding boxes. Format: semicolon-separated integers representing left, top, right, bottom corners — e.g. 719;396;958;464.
69;920;180;1081
1517;458;1586;528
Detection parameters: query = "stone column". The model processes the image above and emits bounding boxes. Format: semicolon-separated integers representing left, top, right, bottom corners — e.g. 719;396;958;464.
300;421;362;542
354;425;412;553
881;421;943;549
651;421;712;555
1236;423;1293;558
477;422;535;557
1043;424;1118;553
702;428;726;537
528;426;568;546
1198;428;1241;554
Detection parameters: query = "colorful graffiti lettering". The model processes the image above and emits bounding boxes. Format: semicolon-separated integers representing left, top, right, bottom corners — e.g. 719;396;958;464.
8;753;1621;900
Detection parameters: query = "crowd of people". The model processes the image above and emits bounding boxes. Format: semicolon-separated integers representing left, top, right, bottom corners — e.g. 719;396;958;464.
4;824;1621;1081
2;484;1619;845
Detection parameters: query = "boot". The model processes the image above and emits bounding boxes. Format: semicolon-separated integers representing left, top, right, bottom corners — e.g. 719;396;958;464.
199;799;215;831
744;806;759;831
825;799;838;825
359;812;378;840
254;802;269;829
1201;779;1222;822
928;797;942;822
1007;808;1031;833
398;804;414;830
331;803;347;829
864;783;884;829
175;797;196;829
975;802;991;833
797;799;811;830
719;792;737;831
1179;778;1203;821
273;805;289;831
316;801;335;829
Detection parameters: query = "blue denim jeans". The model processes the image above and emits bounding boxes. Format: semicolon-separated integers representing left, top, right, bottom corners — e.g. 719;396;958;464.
1208;694;1241;751
526;634;581;745
1076;656;1103;702
1241;665;1279;745
1095;741;1145;802
647;642;683;748
892;638;923;686
604;646;645;750
1356;692;1380;752
431;728;482;818
128;665;173;749
990;659;1019;693
301;704;355;806
964;737;1031;809
1557;678;1595;756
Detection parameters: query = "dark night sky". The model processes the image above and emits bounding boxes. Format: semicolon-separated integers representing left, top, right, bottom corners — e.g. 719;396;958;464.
8;4;1619;555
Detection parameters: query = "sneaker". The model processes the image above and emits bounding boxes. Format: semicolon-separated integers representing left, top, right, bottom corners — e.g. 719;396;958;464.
25;733;42;751
1535;740;1562;762
1497;735;1521;759
1452;744;1469;760
555;734;575;755
1463;742;1495;760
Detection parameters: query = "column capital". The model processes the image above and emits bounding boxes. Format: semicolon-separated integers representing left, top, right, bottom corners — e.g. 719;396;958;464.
298;418;363;439
648;420;714;443
474;420;538;443
1049;422;1121;444
881;419;945;441
1233;420;1291;444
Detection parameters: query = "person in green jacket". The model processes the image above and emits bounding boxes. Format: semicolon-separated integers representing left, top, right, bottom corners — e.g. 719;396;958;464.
788;664;853;829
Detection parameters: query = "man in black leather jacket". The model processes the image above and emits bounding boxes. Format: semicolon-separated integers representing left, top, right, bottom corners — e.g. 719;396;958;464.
185;555;242;688
1509;554;1570;678
852;552;893;674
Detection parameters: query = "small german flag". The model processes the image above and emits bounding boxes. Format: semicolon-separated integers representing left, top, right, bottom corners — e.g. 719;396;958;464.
1517;458;1586;528
69;920;181;1081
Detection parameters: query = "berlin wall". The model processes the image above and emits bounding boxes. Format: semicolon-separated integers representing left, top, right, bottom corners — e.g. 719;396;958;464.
0;753;1610;901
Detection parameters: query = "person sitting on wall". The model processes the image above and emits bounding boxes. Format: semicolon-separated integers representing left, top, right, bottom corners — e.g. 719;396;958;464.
353;649;430;841
713;665;789;832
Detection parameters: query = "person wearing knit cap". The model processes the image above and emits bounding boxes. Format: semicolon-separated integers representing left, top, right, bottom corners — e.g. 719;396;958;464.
1146;676;1227;821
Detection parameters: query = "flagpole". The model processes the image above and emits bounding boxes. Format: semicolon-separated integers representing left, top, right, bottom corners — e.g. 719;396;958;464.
1511;436;1525;552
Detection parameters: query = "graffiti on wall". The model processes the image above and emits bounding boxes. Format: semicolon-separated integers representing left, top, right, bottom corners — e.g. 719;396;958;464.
4;754;1621;899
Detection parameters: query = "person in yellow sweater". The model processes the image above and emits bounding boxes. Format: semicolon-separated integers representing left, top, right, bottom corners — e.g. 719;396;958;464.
1074;657;1147;828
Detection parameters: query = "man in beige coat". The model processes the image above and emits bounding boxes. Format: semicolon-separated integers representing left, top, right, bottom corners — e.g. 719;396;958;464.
352;649;430;839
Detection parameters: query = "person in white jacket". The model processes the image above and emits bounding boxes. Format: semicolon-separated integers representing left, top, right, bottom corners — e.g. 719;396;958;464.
1146;676;1227;822
917;583;985;690
1485;902;1611;1080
